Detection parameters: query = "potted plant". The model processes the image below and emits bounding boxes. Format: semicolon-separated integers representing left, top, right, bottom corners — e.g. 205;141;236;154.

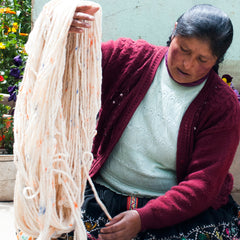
0;0;31;201
0;97;15;201
0;97;14;154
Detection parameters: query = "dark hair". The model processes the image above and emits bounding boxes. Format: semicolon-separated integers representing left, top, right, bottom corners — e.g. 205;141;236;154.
167;4;233;73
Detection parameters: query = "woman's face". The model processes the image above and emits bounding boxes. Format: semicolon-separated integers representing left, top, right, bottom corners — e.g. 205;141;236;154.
167;36;217;84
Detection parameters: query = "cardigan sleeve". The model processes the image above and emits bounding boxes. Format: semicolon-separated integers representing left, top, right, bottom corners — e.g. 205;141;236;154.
136;77;240;231
100;38;158;104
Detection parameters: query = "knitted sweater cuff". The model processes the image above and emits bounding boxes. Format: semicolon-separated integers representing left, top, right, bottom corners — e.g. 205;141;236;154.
135;206;155;231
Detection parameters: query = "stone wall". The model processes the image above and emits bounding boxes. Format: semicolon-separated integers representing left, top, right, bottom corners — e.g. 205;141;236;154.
0;155;15;201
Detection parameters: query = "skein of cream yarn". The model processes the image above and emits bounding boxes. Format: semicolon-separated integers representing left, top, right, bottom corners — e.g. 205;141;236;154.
14;0;108;239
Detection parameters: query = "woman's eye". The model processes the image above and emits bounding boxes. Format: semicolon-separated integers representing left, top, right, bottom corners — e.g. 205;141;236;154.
198;58;207;63
180;46;189;53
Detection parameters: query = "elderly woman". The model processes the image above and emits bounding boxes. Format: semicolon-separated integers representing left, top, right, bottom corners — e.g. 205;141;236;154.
67;4;240;240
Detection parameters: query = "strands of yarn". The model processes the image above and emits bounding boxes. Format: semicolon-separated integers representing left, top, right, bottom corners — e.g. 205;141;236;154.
13;0;109;239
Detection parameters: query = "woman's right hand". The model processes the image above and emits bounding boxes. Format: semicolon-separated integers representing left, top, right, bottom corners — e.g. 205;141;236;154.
69;4;100;34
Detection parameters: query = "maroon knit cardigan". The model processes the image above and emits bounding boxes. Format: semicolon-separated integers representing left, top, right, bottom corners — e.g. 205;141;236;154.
90;38;240;231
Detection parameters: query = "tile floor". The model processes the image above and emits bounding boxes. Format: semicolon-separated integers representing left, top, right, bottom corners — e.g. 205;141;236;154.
0;201;17;239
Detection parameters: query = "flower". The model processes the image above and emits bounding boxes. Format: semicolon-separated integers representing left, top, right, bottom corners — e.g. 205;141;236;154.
222;74;240;102
13;55;23;67
10;68;21;78
0;135;5;142
8;92;17;102
0;42;6;49
222;74;232;86
12;22;18;29
19;33;28;36
11;27;17;33
233;89;240;102
0;0;31;154
0;8;10;13
5;117;12;129
8;85;18;102
0;8;16;14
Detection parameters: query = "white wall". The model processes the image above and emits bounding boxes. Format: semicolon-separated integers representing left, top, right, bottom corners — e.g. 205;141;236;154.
32;0;240;88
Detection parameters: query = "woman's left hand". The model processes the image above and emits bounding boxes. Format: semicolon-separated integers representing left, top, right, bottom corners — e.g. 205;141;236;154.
99;210;141;240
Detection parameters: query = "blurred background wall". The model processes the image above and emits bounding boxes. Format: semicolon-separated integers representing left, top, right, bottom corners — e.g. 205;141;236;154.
32;0;240;89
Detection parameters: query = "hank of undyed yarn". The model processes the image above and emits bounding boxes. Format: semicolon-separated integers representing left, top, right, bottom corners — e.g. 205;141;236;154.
13;0;109;239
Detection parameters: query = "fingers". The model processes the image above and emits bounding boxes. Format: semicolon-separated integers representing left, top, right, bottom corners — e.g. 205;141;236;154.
69;5;100;34
101;220;125;233
73;12;95;22
75;5;100;15
105;213;124;226
70;12;93;33
99;213;131;240
99;229;130;240
69;18;91;33
98;211;141;240
99;223;130;240
99;215;125;239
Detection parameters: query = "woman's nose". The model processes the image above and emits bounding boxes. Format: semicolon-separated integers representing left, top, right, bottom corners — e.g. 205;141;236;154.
183;56;195;70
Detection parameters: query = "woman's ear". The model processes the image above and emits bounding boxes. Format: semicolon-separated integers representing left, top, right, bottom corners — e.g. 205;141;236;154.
171;22;178;41
174;22;178;29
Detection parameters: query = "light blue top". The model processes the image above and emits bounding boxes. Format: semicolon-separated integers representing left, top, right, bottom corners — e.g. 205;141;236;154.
96;58;206;197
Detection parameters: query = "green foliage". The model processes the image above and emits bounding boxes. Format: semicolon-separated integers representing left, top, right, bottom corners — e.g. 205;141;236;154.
3;115;13;153
0;0;31;93
0;0;31;153
0;95;13;153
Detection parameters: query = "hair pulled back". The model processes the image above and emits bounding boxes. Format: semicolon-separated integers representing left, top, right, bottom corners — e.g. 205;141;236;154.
167;4;233;73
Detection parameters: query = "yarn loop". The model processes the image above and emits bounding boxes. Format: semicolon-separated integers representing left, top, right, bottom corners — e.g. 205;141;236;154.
14;1;107;239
